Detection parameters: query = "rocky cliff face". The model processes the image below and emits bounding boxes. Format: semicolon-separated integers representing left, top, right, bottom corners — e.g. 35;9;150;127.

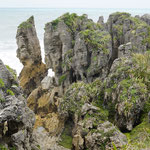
107;12;150;66
0;60;40;150
16;16;47;96
44;13;112;87
13;12;150;150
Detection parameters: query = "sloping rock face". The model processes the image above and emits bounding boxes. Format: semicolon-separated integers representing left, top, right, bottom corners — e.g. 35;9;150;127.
0;60;39;150
16;16;47;96
44;13;112;87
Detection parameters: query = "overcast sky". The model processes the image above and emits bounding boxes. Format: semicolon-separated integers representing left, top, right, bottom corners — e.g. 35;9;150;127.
0;0;150;8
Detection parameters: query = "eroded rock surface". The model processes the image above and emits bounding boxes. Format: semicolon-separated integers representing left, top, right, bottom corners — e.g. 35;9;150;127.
16;16;47;96
0;59;39;150
58;80;127;150
44;13;112;87
14;12;150;150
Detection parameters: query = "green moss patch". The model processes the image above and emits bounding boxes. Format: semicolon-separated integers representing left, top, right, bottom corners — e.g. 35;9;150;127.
124;118;150;149
59;121;73;149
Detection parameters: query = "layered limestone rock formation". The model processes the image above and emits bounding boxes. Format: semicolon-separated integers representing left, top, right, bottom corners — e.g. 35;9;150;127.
107;12;150;66
0;60;39;150
14;12;150;149
16;16;47;96
44;13;112;86
58;80;127;149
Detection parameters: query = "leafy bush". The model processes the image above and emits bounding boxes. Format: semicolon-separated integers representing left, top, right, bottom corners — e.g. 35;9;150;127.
80;29;110;53
7;89;14;96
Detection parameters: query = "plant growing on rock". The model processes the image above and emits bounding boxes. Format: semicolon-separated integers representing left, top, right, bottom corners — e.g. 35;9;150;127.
6;89;15;96
0;78;5;88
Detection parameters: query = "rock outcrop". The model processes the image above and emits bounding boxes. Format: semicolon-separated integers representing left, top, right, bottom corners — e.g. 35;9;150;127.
44;13;112;87
16;16;47;96
14;12;150;149
0;60;39;150
104;55;148;131
107;12;150;66
58;80;127;149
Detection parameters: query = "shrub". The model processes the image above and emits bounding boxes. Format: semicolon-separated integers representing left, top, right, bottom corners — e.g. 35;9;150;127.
7;89;14;96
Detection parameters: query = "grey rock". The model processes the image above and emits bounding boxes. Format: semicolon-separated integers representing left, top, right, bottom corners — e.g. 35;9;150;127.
97;16;104;25
141;14;150;25
44;13;112;88
16;16;42;65
41;76;55;90
81;103;99;116
118;42;132;57
16;16;47;96
104;56;147;131
106;12;150;66
0;59;38;150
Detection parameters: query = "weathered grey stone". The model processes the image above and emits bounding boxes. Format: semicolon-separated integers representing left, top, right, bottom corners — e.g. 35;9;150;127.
0;59;39;150
16;16;42;65
41;76;55;90
118;42;132;57
104;56;148;131
44;13;112;88
16;16;47;96
141;14;150;25
81;103;99;116
106;12;150;66
97;16;104;25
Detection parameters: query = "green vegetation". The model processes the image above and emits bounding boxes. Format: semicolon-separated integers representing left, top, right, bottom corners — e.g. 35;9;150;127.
60;79;108;118
80;29;111;53
59;122;73;149
104;52;150;121
0;78;5;88
0;145;16;150
131;52;150;87
0;94;5;103
0;145;8;150
51;13;86;31
59;74;67;85
5;65;17;80
18;16;33;29
36;145;41;150
123;118;150;149
62;49;73;70
110;12;131;18
7;89;15;96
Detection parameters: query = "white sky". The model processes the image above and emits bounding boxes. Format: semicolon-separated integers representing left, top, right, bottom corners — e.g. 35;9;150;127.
0;0;150;8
